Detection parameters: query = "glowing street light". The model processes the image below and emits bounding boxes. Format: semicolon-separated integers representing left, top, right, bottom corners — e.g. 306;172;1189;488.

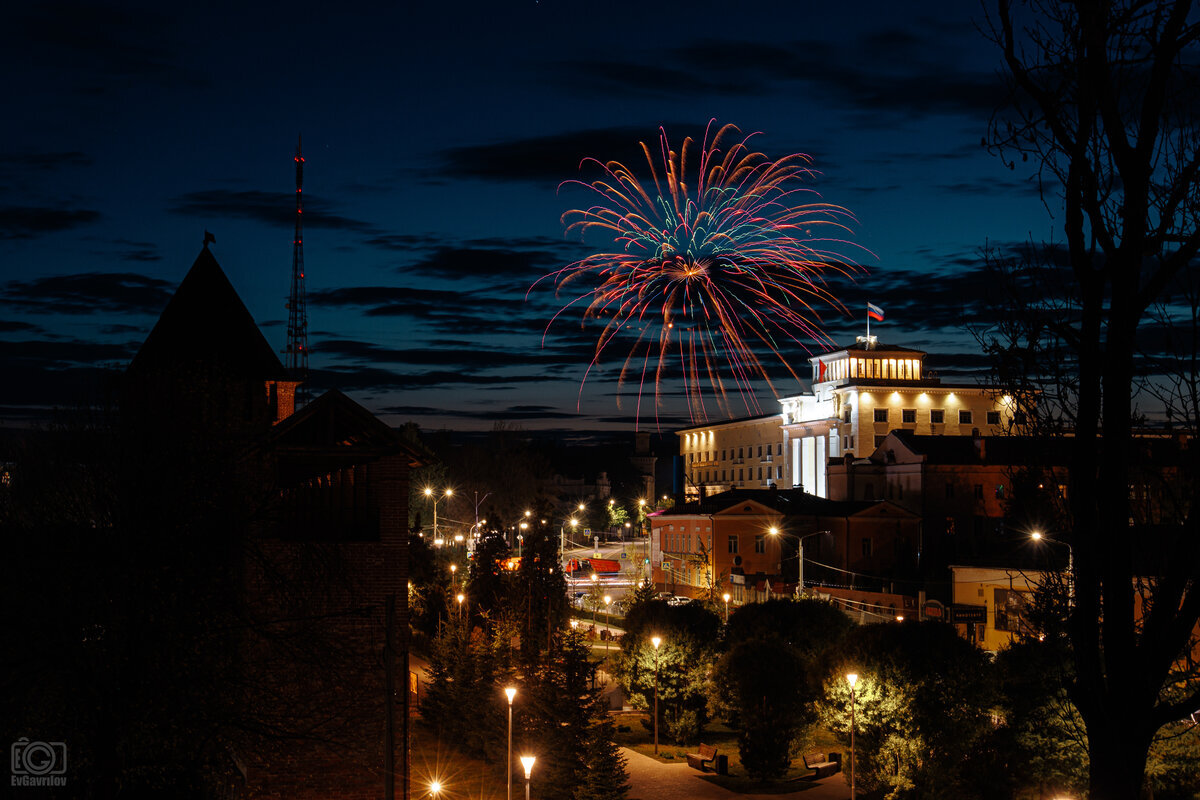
424;487;453;548
519;755;536;800
1031;530;1075;605
505;687;517;800
429;779;442;798
722;592;730;623
847;673;858;800
651;635;662;754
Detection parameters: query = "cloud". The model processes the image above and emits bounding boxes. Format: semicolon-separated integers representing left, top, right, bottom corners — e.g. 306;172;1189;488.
167;190;379;233
0;207;100;239
0;272;174;315
436;125;696;184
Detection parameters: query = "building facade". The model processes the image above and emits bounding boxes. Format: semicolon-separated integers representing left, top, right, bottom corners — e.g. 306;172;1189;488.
649;488;920;608
678;337;1016;499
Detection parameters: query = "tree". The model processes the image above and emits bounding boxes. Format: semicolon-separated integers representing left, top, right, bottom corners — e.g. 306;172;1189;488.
711;637;809;780
983;2;1200;796
612;601;721;742
710;601;852;780
822;622;997;799
523;629;629;800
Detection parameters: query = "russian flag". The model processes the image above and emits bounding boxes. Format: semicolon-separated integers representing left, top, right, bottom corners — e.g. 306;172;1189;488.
867;302;885;322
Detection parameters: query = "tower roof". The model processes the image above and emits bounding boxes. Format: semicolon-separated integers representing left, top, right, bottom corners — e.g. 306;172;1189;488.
128;246;288;380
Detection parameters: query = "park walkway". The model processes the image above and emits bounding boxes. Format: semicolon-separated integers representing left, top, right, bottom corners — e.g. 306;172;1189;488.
622;747;852;800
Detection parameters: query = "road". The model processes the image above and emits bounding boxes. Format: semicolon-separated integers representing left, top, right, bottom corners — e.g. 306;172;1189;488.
562;532;651;606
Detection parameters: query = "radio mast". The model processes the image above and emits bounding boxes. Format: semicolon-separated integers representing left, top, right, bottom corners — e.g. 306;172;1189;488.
285;134;309;404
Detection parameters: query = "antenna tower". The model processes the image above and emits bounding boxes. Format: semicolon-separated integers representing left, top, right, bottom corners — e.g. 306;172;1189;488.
285;135;309;403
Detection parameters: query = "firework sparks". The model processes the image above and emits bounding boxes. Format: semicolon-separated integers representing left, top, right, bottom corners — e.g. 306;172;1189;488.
537;121;868;424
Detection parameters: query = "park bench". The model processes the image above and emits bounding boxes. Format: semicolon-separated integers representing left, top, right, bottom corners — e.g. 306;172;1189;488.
685;743;718;771
802;751;841;778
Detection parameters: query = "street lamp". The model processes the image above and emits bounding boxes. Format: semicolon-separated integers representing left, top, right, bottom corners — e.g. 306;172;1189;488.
449;563;457;588
767;527;827;598
847;673;858;800
651;635;662;755
456;593;465;618
722;592;730;623
519;756;536;800
505;687;517;800
424;487;453;542
603;595;612;650
429;780;442;798
1031;530;1075;605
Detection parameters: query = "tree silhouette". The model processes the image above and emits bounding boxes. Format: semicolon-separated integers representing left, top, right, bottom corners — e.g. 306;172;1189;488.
982;2;1200;796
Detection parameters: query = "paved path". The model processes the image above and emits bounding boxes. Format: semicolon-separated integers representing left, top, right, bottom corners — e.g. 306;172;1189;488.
622;747;851;800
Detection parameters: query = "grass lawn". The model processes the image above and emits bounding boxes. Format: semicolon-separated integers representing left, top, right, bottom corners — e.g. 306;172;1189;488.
611;710;850;794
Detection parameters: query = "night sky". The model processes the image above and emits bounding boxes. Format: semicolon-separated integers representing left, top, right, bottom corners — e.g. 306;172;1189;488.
1;0;1054;433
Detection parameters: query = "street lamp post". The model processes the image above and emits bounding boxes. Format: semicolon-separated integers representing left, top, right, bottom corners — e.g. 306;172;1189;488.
1031;530;1075;605
768;527;827;598
603;595;611;650
424;487;453;542
722;592;730;623
505;687;516;800
847;673;858;800
519;756;535;800
651;636;662;754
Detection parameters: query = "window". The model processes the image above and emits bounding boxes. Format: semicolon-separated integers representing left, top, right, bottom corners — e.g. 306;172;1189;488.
777;443;783;455
758;467;763;480
757;445;763;457
754;535;765;553
727;535;739;554
874;408;888;422
776;465;783;479
902;409;916;424
987;411;1001;425
739;468;744;481
974;484;984;499
930;409;945;424
861;538;873;557
843;407;852;422
738;447;744;458
959;410;973;424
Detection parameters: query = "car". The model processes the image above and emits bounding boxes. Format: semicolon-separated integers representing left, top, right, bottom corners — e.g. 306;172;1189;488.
667;595;692;606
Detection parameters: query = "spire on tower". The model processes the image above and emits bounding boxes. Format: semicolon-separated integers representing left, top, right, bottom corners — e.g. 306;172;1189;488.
285;134;310;405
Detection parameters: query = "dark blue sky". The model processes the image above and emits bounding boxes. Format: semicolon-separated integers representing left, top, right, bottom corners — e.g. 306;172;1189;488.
0;0;1054;432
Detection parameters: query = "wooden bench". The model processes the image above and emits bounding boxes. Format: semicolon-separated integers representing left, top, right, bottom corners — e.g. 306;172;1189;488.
802;750;841;778
685;743;718;771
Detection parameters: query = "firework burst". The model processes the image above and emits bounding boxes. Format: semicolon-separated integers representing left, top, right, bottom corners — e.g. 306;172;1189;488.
539;121;867;424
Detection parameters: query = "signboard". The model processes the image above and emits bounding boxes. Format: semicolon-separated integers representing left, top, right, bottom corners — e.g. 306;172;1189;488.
921;599;945;621
950;604;987;624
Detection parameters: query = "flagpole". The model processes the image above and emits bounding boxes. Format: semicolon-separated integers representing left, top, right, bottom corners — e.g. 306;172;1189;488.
866;302;870;340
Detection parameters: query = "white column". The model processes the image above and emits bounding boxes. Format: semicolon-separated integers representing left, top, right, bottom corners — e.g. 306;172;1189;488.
802;437;816;495
815;435;827;498
791;437;802;487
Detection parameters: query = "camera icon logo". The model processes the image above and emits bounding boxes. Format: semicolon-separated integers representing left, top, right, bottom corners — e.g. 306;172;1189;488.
11;738;67;777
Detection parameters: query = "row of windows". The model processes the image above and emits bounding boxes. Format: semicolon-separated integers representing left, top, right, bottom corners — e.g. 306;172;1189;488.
725;533;876;557
688;442;784;461
871;408;1001;425
693;465;784;483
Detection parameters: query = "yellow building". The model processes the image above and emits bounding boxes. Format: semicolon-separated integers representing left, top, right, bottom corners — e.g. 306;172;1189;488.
949;565;1047;652
679;337;1015;499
